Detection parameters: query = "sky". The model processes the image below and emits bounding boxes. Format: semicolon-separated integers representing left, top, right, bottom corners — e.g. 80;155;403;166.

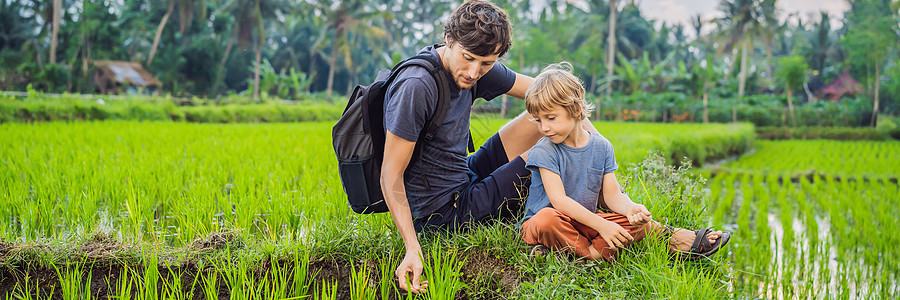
635;0;851;36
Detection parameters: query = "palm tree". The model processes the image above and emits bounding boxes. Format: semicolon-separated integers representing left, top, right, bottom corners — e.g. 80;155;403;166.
214;0;284;100
775;56;808;127
316;0;390;99
49;0;61;64
606;0;617;103
0;0;38;52
147;0;175;66
716;0;763;122
807;12;834;76
759;0;778;83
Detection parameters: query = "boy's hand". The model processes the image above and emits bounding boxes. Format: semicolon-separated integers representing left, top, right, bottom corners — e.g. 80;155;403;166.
596;219;634;249
626;204;652;226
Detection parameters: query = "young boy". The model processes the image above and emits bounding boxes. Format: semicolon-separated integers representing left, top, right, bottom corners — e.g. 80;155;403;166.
519;62;730;261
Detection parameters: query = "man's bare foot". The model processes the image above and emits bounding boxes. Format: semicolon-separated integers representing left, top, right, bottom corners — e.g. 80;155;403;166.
668;229;723;253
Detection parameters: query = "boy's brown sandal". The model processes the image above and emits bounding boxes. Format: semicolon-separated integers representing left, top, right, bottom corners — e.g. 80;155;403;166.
529;244;550;257
671;228;732;261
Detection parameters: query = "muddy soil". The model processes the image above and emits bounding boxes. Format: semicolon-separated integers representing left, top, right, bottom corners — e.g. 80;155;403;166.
0;236;528;300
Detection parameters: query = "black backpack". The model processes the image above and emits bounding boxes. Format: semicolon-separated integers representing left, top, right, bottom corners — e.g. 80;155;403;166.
332;53;475;214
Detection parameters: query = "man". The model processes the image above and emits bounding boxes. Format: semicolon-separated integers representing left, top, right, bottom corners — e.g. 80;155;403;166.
382;0;723;293
382;0;586;293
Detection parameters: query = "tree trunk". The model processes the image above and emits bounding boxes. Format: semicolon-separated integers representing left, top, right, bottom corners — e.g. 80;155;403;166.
703;90;709;124
148;0;175;66
765;41;773;86
49;0;61;65
253;38;263;101
213;25;238;97
787;87;795;127
308;51;318;94
326;28;343;100
252;0;264;102
735;39;749;123
500;95;508;118
605;0;617;110
871;64;880;126
803;80;816;102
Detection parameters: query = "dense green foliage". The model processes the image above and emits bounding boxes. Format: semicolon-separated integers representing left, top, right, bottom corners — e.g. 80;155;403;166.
1;0;898;116
755;126;892;141
590;93;874;127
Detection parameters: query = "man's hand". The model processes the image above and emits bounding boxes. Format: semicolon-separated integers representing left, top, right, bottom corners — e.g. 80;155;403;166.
396;249;428;294
626;203;652;226
595;219;634;249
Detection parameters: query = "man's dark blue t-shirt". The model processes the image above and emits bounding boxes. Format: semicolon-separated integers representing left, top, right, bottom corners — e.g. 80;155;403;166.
384;45;517;219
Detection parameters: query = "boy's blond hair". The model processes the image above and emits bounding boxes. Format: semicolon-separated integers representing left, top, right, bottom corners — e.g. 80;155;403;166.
525;62;594;120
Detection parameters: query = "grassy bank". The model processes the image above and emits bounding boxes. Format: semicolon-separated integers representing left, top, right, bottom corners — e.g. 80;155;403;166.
0;93;344;123
0;120;745;298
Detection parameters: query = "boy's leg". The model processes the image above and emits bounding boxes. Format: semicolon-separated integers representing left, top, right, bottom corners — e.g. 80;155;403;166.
520;208;597;259
641;220;724;253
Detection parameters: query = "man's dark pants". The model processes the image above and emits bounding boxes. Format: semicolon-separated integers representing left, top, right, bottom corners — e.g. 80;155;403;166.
414;132;531;232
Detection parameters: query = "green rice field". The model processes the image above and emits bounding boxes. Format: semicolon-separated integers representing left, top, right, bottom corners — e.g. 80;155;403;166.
1;120;897;298
710;140;900;298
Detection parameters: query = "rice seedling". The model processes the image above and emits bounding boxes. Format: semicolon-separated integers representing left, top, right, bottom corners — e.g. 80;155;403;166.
377;249;399;299
423;244;468;300
52;260;92;300
161;265;189;300
291;249;315;298
11;276;43;300
134;252;161;300
106;267;134;300
317;280;338;300
201;269;220;300
348;258;376;300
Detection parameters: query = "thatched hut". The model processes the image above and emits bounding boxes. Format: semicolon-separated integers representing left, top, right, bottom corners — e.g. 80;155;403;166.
92;60;161;94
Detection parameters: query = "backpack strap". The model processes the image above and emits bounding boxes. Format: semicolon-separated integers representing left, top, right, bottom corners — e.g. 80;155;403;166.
384;53;452;167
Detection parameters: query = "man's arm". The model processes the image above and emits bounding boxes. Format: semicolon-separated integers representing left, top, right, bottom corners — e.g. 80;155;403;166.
505;72;533;99
381;130;427;294
539;168;634;248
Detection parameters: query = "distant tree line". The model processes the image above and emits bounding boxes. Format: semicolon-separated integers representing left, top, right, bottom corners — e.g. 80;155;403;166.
0;0;898;121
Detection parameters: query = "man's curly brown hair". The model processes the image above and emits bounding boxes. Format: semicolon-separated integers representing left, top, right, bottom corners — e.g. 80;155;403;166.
443;0;513;57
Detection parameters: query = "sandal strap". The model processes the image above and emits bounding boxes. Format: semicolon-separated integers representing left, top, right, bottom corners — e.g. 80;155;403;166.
691;228;711;253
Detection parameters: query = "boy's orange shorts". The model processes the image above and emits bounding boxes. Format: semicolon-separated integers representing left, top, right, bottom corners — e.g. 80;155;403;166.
521;207;646;261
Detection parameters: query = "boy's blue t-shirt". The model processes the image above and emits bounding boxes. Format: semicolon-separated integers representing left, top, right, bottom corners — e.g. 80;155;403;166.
521;133;618;223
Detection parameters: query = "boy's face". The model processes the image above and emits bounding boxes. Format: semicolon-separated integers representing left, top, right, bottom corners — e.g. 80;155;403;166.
531;105;580;146
442;41;499;90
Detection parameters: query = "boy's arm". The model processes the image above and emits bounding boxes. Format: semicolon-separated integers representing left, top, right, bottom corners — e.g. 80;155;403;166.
381;130;426;294
539;168;634;248
601;172;652;226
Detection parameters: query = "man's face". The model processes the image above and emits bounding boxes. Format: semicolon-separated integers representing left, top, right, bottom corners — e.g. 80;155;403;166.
442;42;499;90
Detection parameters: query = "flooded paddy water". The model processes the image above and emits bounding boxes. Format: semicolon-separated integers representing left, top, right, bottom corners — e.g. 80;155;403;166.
709;139;900;299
